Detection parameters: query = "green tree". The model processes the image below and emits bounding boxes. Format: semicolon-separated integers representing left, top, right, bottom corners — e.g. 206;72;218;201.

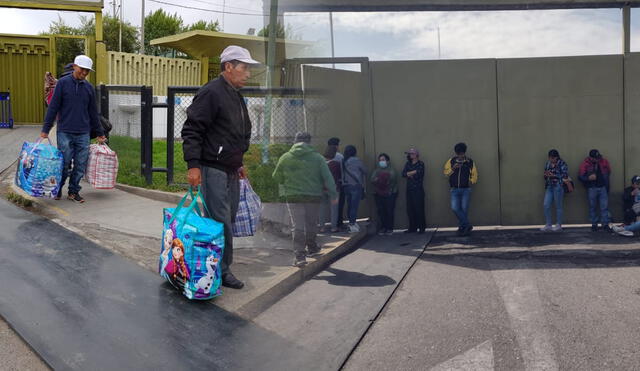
144;9;183;56
183;19;221;32
77;15;140;53
257;22;286;38
41;16;85;76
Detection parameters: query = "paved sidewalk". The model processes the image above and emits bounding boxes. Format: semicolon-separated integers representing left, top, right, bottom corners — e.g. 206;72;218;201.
3;134;367;317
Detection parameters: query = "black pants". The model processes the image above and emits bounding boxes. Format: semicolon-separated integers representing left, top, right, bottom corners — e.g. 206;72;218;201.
337;185;346;227
375;193;397;231
406;187;426;231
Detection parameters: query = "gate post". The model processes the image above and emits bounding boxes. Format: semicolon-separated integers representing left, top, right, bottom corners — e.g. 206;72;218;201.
140;86;153;185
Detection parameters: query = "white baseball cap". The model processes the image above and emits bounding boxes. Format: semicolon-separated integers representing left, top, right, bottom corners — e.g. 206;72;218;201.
74;55;94;71
220;45;260;65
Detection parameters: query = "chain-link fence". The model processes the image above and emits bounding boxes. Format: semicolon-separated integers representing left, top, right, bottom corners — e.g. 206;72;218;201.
170;88;330;145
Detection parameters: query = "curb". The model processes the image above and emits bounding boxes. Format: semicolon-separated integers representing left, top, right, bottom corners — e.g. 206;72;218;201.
233;227;369;319
115;183;184;204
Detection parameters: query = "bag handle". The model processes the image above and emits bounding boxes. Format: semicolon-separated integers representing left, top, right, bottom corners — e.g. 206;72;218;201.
168;186;213;226
28;137;53;155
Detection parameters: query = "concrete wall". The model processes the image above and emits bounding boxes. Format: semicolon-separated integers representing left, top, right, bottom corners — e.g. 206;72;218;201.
625;53;640;183
370;59;501;227
497;55;624;225
295;53;633;227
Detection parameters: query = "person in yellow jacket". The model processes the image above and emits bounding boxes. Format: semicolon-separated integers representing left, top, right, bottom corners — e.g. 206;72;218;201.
444;142;478;236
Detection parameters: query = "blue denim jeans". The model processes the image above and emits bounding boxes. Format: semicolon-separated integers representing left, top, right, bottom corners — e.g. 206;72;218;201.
450;188;471;228
57;132;90;195
543;184;564;226
344;184;363;224
625;221;640;232
588;186;609;225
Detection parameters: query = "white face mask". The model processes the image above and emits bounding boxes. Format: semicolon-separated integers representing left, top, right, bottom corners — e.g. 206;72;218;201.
379;160;388;168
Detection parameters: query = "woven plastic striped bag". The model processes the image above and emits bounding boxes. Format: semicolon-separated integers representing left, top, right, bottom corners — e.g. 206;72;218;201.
86;143;118;189
232;179;262;237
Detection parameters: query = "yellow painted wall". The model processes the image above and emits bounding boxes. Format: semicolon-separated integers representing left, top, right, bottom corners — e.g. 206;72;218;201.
0;34;52;123
107;52;201;95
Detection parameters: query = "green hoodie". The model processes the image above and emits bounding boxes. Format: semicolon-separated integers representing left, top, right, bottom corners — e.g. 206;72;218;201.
272;143;338;202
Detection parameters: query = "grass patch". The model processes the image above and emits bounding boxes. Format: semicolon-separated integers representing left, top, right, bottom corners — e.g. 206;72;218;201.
7;191;33;208
108;135;291;201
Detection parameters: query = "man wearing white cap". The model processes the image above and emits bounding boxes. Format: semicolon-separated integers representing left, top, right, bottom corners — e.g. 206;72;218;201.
182;45;260;289
41;55;106;203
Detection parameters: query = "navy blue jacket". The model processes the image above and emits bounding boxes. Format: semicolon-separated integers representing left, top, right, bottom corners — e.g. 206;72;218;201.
42;75;103;136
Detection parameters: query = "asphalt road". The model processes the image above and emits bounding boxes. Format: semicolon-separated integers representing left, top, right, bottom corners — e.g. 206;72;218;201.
344;229;640;371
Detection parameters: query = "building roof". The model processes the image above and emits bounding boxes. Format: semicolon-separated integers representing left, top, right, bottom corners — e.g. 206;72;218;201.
150;30;310;61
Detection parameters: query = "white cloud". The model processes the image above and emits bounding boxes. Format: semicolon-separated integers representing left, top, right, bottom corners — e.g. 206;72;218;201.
331;9;625;60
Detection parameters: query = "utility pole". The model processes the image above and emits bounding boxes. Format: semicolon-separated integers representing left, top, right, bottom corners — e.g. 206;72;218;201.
222;0;226;30
437;26;441;59
140;0;145;54
118;0;123;52
329;12;335;68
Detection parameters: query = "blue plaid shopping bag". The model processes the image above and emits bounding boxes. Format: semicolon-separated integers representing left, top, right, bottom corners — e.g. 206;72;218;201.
232;179;262;237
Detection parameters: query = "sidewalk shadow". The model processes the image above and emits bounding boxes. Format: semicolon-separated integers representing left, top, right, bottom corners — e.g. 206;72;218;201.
312;267;396;287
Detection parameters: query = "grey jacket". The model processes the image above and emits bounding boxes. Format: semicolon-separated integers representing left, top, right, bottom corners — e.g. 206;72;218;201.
343;157;367;186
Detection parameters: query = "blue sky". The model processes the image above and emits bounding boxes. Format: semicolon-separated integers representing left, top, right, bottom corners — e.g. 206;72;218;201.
1;1;639;60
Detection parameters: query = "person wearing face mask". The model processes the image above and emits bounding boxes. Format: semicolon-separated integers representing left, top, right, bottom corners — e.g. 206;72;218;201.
402;148;426;234
578;149;611;232
371;153;398;236
540;149;569;232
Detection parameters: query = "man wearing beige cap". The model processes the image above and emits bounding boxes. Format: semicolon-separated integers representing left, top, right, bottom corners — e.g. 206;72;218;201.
182;45;260;289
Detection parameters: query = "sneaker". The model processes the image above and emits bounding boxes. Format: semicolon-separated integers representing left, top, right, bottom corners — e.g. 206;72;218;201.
540;225;553;232
591;224;598;232
616;229;634;237
67;193;85;203
221;271;245;289
377;230;386;236
551;225;563;232
348;224;360;233
603;225;613;233
461;225;473;236
612;225;624;232
384;230;394;236
293;256;307;267
306;247;322;258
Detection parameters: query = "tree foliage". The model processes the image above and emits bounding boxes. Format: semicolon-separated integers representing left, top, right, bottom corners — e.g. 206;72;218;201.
41;15;139;75
144;9;183;56
184;20;221;32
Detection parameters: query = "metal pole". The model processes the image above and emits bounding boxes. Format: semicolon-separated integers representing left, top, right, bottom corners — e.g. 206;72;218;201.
623;5;631;55
167;89;175;185
118;0;123;52
330;12;335;69
437;26;441;59
262;0;278;164
140;0;145;54
222;0;226;30
141;86;153;184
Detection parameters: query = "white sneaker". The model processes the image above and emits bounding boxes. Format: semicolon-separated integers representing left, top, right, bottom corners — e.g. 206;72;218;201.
551;225;563;232
616;229;634;237
348;224;360;233
612;225;626;233
540;225;552;232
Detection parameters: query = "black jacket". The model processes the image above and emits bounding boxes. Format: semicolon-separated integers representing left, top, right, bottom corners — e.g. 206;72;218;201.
182;76;251;173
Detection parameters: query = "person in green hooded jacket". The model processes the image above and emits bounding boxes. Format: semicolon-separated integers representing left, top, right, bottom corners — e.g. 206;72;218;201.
371;153;398;235
273;132;338;267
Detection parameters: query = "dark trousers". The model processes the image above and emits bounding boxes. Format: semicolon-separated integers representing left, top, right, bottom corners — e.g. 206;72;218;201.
375;193;397;231
337;186;346;227
406;187;426;231
201;166;239;274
